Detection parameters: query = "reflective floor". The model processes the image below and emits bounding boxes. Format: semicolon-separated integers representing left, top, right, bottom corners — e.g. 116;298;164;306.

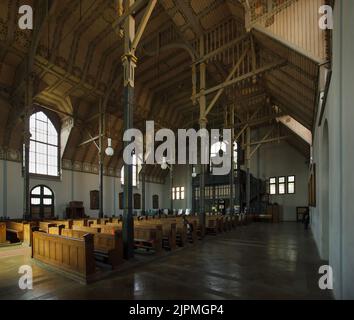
0;223;333;300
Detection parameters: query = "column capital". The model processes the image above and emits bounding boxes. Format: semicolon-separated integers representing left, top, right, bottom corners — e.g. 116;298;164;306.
121;53;138;88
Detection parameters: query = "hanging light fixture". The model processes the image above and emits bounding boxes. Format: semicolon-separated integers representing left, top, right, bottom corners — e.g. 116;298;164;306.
105;113;114;157
105;138;114;157
191;166;197;178
161;156;168;170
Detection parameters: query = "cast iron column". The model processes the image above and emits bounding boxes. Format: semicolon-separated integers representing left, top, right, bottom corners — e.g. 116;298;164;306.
141;163;146;215
246;127;251;212
170;165;173;214
122;4;136;259
98;99;104;218
229;105;235;216
199;35;207;237
23;73;32;220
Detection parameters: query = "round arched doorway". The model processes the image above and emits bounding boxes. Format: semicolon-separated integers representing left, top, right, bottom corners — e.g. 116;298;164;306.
30;185;55;219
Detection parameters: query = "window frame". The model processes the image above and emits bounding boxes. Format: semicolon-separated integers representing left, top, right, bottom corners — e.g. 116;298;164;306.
269;177;277;195
287;175;296;194
28;110;61;180
278;176;286;195
30;184;55;219
172;186;185;200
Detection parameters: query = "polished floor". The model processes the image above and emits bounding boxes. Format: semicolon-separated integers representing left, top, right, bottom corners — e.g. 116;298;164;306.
0;223;333;300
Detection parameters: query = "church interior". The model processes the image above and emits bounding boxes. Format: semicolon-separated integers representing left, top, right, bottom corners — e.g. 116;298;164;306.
0;0;353;301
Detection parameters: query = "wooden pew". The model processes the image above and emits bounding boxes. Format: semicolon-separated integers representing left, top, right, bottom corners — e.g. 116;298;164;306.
23;223;37;246
5;221;24;241
72;225;101;234
135;220;176;250
72;219;88;227
174;220;188;247
45;220;73;229
61;229;123;269
48;225;65;236
206;216;219;235
0;222;6;244
32;231;96;283
91;224;121;235
107;222;163;253
134;225;163;252
158;217;189;247
39;222;57;233
87;218;111;227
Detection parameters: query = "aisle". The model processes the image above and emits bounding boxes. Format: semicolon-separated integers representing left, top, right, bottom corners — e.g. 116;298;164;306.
0;223;333;300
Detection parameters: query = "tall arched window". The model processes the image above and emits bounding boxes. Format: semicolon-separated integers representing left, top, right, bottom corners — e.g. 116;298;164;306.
121;154;137;187
29;111;59;177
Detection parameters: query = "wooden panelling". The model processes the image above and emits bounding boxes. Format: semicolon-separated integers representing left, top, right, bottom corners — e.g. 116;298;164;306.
32;232;96;282
0;223;6;243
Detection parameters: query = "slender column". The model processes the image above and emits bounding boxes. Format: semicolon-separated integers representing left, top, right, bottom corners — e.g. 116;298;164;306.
229;105;235;215
122;1;136;259
23;72;32;220
199;36;207;237
98;99;104;218
170;165;173;214
237;142;242;213
141;164;146;215
246;126;251;212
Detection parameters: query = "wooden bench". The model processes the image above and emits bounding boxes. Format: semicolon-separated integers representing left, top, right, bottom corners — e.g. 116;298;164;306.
90;224;121;235
206;217;219;235
105;222;163;253
135;221;176;250
87;218;111;227
5;221;24;241
133;225;163;252
39;222;57;233
32;231;96;283
61;229;123;269
48;225;65;235
50;220;73;229
72;225;101;234
72;219;88;227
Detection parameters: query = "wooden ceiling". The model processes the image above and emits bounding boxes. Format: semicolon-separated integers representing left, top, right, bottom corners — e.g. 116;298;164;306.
0;0;328;178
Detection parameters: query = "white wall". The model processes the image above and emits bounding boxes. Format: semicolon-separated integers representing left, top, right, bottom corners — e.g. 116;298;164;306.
311;1;354;299
250;139;309;221
162;164;193;210
0;160;165;219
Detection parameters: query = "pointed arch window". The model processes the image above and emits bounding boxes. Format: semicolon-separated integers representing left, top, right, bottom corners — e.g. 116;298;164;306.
29;111;59;177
